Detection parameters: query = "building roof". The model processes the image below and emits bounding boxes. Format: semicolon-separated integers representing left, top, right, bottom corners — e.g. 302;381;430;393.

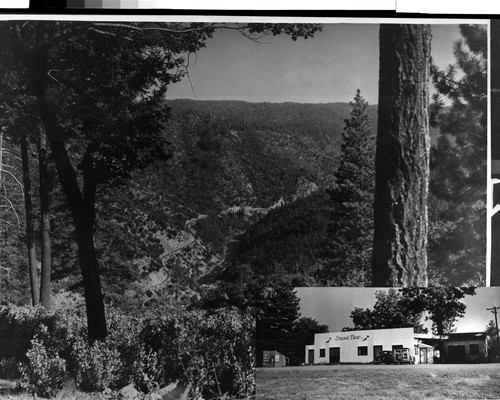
415;332;487;341
414;340;434;348
317;327;414;338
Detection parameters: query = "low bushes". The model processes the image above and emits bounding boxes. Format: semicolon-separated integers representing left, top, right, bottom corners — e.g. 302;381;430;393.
18;327;67;398
0;305;255;399
141;309;255;399
72;338;122;392
0;305;61;364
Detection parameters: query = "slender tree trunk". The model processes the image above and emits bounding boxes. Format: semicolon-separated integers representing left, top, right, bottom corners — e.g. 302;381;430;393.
0;132;3;302
372;24;431;287
19;130;40;305
30;46;107;342
38;130;52;308
256;316;263;368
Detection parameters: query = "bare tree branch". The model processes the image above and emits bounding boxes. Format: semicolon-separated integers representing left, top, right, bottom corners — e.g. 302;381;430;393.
0;195;20;227
2;151;21;162
48;68;71;88
2;170;24;193
0;219;13;226
91;22;213;34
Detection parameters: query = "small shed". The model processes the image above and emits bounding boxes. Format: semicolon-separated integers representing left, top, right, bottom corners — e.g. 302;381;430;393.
414;341;435;364
262;350;288;367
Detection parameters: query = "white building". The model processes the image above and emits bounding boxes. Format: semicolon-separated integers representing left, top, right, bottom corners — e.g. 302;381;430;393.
305;327;434;364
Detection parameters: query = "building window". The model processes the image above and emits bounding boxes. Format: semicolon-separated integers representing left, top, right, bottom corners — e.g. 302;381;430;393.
319;348;326;358
470;344;479;356
358;346;368;356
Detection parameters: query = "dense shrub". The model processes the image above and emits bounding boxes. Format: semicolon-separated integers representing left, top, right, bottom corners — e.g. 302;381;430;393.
72;337;122;391
142;308;255;399
0;305;58;362
102;308;161;389
1;304;254;399
198;310;255;399
18;326;67;398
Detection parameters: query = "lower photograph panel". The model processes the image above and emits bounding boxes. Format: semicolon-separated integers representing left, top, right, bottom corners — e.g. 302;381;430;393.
256;286;500;399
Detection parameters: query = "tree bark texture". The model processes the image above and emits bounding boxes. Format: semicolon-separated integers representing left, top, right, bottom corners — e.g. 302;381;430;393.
38;130;52;308
20;131;40;305
372;24;431;287
30;44;107;342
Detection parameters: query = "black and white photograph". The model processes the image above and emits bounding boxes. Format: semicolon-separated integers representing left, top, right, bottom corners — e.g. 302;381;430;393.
256;286;500;399
0;14;493;400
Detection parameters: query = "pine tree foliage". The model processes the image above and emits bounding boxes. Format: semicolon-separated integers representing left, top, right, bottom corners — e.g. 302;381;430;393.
335;90;375;202
323;89;375;286
429;24;487;285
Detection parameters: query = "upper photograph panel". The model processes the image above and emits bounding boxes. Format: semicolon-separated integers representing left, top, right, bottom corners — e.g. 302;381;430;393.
0;20;488;313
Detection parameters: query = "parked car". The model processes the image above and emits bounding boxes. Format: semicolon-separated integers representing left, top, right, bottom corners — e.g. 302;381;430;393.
393;348;414;364
374;351;395;364
374;348;414;364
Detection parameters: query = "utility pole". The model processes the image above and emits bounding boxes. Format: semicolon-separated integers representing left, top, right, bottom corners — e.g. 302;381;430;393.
488;306;499;335
487;306;500;355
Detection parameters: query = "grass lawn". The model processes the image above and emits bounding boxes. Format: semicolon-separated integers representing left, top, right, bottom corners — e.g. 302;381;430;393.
256;364;500;399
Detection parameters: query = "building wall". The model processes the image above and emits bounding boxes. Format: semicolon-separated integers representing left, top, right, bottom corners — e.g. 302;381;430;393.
305;327;415;364
415;333;488;364
443;339;488;363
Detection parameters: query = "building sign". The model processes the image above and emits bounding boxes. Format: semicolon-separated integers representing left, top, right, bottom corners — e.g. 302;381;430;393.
334;334;370;341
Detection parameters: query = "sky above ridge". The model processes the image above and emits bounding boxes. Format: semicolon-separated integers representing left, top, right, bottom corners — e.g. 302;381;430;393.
165;22;473;105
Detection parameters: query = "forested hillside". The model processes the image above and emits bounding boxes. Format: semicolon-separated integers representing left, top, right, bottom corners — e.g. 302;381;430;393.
0;100;374;309
0;95;484;313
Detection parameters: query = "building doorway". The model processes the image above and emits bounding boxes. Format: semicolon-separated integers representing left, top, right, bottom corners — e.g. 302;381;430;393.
373;345;383;362
308;349;314;364
329;347;340;363
420;348;428;364
448;345;466;363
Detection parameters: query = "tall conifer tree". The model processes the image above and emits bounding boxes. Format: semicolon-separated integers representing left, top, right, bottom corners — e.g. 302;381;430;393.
324;89;375;285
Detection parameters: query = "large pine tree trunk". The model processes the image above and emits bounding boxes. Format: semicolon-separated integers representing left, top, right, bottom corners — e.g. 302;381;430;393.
38;130;52;308
19;131;40;305
372;24;431;287
30;47;107;342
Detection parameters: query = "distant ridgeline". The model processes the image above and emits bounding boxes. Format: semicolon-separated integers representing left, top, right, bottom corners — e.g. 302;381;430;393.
165;99;378;143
